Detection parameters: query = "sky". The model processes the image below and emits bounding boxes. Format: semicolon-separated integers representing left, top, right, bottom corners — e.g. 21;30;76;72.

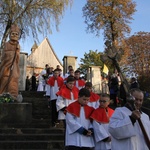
20;0;150;66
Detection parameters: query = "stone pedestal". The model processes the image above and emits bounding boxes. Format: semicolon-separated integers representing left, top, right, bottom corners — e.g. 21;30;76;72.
63;56;78;75
19;52;28;91
87;66;102;94
0;103;32;124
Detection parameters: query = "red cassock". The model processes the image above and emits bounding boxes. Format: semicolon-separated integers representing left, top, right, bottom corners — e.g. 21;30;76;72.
75;79;85;86
48;76;64;87
56;85;79;100
90;107;114;123
66;101;95;119
90;92;100;102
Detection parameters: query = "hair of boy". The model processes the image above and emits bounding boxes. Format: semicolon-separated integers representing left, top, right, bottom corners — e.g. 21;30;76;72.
46;67;51;73
53;69;60;72
85;82;92;88
79;88;90;97
55;68;62;72
45;64;49;68
68;65;72;68
67;75;74;78
100;93;110;99
69;68;74;72
66;76;75;83
74;70;80;74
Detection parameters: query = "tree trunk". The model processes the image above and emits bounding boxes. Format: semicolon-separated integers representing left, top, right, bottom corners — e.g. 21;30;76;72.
0;20;12;60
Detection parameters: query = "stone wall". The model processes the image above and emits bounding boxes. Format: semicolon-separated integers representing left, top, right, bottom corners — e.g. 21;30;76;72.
0;103;32;124
87;66;102;94
63;56;78;75
19;52;28;91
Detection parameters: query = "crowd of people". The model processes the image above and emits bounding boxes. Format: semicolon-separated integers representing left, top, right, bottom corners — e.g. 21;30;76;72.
108;73;140;107
25;65;150;150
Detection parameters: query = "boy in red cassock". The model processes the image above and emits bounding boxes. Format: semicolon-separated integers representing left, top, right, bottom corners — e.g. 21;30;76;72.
74;70;85;90
56;76;79;124
90;93;114;150
85;82;100;109
65;88;95;150
47;69;64;127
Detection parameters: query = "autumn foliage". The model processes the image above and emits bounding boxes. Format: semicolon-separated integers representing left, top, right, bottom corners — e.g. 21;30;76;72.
83;0;136;43
121;32;150;76
120;32;150;92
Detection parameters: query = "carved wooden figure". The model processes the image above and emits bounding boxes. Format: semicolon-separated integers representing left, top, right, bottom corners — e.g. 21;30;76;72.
0;24;21;100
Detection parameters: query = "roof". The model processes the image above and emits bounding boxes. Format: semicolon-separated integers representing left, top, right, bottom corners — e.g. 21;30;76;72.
44;37;63;66
28;37;63;67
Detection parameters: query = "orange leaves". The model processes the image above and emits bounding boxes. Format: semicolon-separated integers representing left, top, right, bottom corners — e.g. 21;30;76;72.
121;32;150;76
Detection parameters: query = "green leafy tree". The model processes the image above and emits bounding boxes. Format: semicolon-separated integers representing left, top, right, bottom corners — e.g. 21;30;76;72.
78;50;104;78
0;0;73;54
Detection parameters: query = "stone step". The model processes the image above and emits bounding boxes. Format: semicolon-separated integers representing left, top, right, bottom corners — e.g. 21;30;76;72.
0;118;52;128
0;128;65;149
0;140;64;149
20;92;52;120
21;97;51;120
22;97;51;117
32;114;51;119
0;149;62;150
21;91;46;98
23;97;48;103
23;98;49;109
0;128;64;134
0;91;65;150
0;133;64;141
0;117;64;128
0;123;51;128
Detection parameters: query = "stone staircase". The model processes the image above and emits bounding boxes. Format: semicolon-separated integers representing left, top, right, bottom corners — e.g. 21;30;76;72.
0;91;65;150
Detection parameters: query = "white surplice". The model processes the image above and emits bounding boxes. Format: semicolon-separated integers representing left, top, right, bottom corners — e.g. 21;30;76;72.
75;80;85;90
88;101;100;109
37;75;45;91
49;80;59;100
56;92;76;120
45;74;53;96
93;120;111;150
65;107;95;148
109;107;150;150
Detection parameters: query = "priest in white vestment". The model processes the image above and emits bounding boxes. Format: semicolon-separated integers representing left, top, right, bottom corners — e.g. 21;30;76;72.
109;88;150;150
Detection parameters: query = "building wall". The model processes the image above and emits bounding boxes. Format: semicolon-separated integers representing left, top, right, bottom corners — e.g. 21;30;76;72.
63;56;78;75
19;52;28;91
1;38;78;91
87;66;102;94
27;38;63;77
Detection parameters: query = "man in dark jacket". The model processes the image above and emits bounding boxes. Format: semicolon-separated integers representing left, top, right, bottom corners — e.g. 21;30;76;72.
130;77;139;89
